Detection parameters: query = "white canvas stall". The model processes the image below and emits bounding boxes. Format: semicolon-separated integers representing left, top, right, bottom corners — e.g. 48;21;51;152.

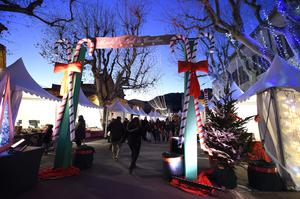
15;92;59;128
77;89;103;129
239;55;300;189
77;105;103;129
107;100;129;121
3;58;60;128
5;58;103;130
123;103;135;119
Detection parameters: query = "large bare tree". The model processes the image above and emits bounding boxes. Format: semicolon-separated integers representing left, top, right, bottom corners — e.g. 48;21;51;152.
172;0;300;64
0;0;75;36
38;1;158;124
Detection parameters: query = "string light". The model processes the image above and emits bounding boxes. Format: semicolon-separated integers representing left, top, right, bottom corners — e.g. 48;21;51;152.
0;102;10;147
280;89;300;188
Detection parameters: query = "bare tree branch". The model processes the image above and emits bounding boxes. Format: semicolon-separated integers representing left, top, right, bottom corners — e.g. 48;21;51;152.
0;0;75;34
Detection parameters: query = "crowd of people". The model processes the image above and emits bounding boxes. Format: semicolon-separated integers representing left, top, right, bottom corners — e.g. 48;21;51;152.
107;116;180;173
41;114;179;174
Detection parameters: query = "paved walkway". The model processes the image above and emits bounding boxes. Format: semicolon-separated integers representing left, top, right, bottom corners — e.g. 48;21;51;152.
19;140;299;199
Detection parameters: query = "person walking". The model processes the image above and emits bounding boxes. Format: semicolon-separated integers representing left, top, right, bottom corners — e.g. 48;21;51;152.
141;117;149;142
107;116;124;160
123;117;147;174
42;124;53;154
75;115;86;147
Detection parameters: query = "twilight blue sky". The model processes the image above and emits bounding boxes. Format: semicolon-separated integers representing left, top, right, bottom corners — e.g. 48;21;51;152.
2;0;213;101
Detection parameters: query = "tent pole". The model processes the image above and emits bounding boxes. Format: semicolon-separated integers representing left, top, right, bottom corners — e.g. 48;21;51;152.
271;88;286;166
271;88;293;187
104;108;109;138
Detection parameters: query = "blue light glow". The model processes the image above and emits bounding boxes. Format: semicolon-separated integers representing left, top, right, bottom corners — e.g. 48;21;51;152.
0;102;10;147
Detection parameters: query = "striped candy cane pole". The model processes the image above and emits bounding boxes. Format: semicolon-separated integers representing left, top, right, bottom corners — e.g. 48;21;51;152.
190;37;212;155
53;38;94;141
53;39;72;140
68;38;95;140
170;35;191;144
193;33;214;155
170;33;214;155
73;38;94;61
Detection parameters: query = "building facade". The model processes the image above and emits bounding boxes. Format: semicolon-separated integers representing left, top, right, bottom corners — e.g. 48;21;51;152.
213;10;297;97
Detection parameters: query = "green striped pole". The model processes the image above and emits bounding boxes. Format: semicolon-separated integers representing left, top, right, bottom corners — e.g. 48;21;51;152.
184;40;198;180
54;46;87;169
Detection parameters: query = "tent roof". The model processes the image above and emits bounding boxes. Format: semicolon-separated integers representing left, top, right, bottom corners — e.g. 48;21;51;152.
4;58;59;101
108;100;128;113
132;106;146;116
79;89;100;109
123;103;135;114
239;55;300;101
230;81;244;100
139;108;147;116
149;111;161;118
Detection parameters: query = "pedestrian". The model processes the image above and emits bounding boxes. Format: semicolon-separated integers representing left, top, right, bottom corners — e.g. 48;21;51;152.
42;124;53;154
107;116;124;160
123;118;129;133
123;117;147;174
141;117;149;142
75;115;86;147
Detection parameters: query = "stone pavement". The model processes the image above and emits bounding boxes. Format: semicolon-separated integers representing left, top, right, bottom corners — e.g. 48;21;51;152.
18;140;300;199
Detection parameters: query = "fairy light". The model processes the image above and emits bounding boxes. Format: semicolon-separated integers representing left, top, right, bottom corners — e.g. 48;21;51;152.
0;102;10;147
279;89;300;188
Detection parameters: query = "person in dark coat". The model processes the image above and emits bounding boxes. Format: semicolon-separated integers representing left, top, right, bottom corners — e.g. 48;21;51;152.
140;117;149;140
42;124;53;154
75;115;86;147
123;117;147;173
107;116;124;160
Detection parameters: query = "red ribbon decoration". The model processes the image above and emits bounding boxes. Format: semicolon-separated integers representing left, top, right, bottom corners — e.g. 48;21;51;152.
54;62;82;73
178;60;208;98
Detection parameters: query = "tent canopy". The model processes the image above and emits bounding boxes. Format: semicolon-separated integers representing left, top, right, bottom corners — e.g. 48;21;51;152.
239;55;300;101
3;58;59;101
79;88;100;109
123;103;135;114
230;81;244;100
132;106;146;116
108;100;128;113
148;111;161;118
139;108;147;116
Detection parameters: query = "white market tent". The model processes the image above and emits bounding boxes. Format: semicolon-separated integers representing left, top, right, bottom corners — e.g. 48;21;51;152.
3;58;103;129
132;106;147;119
123;103;136;115
139;108;148;117
239;55;300;189
77;89;103;129
1;58;59;128
148;110;164;120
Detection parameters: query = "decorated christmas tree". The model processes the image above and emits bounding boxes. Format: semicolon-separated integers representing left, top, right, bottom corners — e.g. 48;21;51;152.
204;84;253;167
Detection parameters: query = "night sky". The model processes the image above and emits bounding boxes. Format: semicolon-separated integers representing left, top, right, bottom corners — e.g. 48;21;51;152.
1;0;263;101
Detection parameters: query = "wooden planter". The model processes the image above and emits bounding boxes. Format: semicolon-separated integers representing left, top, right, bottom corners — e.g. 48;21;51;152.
0;146;44;197
248;161;284;191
